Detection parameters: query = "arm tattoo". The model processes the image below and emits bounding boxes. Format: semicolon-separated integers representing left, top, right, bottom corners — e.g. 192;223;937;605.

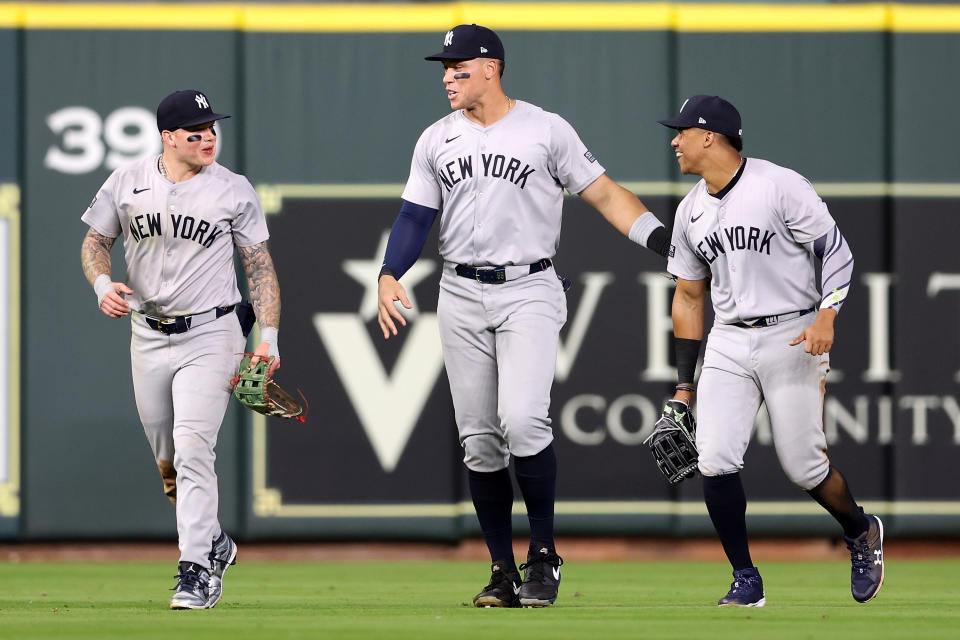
237;241;281;329
81;228;116;286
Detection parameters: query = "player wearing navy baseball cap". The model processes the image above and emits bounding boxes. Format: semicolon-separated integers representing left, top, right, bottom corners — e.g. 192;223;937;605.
81;89;281;610
378;23;673;609
654;94;884;607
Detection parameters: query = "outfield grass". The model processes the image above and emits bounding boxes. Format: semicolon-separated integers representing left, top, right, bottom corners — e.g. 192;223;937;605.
1;559;956;639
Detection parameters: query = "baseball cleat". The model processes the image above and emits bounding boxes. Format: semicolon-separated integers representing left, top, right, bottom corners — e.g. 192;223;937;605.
206;530;238;608
473;560;522;608
170;562;212;610
845;514;884;603
718;567;766;607
518;546;563;607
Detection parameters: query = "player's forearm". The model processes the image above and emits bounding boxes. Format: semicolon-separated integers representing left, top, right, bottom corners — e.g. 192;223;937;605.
672;280;706;340
589;180;651;236
238;242;281;329
81;228;115;286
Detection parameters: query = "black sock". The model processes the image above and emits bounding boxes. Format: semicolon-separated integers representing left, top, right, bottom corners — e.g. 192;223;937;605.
703;473;753;571
514;443;557;550
468;467;515;563
806;467;870;538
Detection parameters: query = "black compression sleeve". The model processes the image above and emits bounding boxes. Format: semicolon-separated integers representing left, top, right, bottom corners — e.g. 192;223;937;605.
646;226;672;258
675;337;702;384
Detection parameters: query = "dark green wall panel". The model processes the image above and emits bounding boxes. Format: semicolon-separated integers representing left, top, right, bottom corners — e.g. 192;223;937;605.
892;34;960;182
675;33;887;182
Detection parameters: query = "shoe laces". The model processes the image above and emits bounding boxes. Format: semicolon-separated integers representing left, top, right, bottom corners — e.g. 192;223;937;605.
172;570;208;594
519;550;563;580
728;574;761;596
846;535;871;572
484;565;519;590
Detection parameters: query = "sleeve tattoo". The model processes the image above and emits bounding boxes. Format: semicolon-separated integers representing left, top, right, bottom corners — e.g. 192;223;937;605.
237;241;281;329
81;228;116;286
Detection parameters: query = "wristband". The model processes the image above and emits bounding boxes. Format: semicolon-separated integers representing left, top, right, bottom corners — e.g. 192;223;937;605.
675;384;696;393
261;326;279;360
93;274;113;308
627;211;662;247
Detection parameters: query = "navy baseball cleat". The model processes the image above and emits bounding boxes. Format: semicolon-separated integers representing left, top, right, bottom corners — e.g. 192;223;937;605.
473;560;522;608
206;530;238;608
718;567;766;607
845;514;884;603
170;561;211;610
519;546;563;607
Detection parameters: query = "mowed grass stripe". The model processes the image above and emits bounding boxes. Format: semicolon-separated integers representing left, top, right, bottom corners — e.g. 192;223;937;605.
1;560;958;639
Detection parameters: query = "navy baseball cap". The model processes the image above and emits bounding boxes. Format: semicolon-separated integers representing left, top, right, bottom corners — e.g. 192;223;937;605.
425;24;505;61
156;90;230;132
658;95;742;138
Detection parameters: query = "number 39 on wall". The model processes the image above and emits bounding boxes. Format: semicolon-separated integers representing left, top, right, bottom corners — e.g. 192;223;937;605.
43;106;221;175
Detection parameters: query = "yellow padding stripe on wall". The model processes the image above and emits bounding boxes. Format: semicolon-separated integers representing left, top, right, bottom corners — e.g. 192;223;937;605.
0;3;959;32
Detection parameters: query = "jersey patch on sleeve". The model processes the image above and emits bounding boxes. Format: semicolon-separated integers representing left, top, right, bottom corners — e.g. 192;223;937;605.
87;194;98;209
669;244;676;257
583;150;597;163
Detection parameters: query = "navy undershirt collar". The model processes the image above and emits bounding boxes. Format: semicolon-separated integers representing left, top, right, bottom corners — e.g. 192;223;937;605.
709;158;747;199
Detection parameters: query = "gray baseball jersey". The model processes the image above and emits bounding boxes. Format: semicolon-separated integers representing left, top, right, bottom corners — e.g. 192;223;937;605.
81;155;269;317
669;158;844;489
667;158;835;324
402;100;604;471
402;100;605;266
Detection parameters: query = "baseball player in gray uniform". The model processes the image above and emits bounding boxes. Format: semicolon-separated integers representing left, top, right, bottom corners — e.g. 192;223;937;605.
659;95;884;606
80;90;281;609
377;24;671;608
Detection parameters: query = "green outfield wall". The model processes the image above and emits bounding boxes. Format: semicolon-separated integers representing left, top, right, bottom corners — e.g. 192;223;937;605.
0;2;958;541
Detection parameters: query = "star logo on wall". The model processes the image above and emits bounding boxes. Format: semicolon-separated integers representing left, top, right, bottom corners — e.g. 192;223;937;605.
342;230;436;322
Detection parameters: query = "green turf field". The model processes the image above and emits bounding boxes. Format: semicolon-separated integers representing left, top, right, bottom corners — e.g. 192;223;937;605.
1;559;956;639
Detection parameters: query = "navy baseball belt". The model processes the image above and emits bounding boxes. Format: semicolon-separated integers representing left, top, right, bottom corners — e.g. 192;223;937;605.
142;305;236;335
455;258;552;284
733;306;816;329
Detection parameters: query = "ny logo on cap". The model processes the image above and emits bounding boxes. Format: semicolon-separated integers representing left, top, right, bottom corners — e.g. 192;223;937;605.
444;30;454;46
195;93;209;109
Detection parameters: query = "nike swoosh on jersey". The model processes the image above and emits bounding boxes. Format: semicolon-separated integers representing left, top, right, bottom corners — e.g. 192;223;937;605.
133;187;150;194
691;211;704;222
445;135;461;143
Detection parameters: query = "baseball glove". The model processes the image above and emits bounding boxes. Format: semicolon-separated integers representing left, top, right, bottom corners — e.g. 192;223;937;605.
643;399;698;484
231;355;306;422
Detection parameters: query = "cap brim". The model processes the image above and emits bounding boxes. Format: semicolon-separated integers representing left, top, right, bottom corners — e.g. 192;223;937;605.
657;118;689;130
424;51;477;61
168;112;231;131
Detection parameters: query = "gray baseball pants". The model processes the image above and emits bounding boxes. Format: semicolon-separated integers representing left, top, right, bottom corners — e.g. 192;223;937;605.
130;311;244;568
695;315;831;490
437;263;567;473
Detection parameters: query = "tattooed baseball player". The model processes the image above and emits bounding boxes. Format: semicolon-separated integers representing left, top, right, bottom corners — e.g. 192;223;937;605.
80;90;281;609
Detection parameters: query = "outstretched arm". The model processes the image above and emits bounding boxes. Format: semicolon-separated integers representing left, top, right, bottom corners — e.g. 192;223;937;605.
237;241;281;375
81;227;133;318
578;174;672;258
